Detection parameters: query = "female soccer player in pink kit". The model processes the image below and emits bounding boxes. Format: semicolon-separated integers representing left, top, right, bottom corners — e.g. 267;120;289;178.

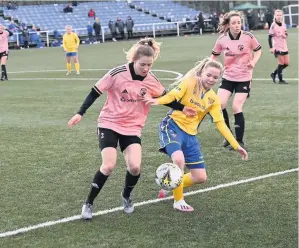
269;9;289;84
211;11;262;149
68;38;195;220
0;24;13;81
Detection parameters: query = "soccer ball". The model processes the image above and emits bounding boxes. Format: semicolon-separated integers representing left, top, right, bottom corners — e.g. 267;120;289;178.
155;163;182;190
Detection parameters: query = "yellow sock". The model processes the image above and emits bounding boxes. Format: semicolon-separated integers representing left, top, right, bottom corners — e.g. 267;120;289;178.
75;62;80;72
183;173;194;188
172;181;184;201
67;63;71;72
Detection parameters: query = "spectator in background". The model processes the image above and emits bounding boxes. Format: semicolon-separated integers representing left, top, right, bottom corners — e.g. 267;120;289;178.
87;21;93;44
108;20;117;42
8;20;17;32
265;9;273;29
211;13;219;33
125;16;134;39
197;12;204;35
22;27;29;49
116;17;125;40
63;3;73;13
7;1;17;10
88;8;96;19
247;9;254;30
93;17;101;43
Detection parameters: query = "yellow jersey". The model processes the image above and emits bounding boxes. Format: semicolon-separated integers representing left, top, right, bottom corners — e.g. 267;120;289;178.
63;32;80;52
157;76;239;150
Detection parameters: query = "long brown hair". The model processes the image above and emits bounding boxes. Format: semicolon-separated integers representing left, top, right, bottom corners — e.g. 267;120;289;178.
218;11;242;33
125;37;161;62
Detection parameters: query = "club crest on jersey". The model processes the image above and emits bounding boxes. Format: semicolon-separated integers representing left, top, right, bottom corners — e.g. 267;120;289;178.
140;88;147;96
238;45;244;51
208;97;215;105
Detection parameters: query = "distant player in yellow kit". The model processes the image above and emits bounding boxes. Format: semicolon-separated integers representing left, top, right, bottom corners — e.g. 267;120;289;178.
143;58;248;212
63;25;80;75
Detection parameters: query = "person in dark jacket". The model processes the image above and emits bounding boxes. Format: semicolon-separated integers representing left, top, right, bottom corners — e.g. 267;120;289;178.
108;20;117;42
265;9;273;29
93;17;101;42
63;3;73;13
115;17;125;40
125;16;134;39
22;27;29;48
197;12;204;35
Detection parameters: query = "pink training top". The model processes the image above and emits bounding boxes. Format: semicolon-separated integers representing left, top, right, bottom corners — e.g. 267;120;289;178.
94;63;165;137
0;30;9;53
269;22;288;52
212;31;261;82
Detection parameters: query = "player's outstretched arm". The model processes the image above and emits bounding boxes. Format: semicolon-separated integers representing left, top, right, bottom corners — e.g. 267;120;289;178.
68;87;101;128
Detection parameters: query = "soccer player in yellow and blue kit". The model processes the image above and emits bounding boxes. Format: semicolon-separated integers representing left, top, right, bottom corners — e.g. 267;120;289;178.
63;25;80;75
143;58;248;212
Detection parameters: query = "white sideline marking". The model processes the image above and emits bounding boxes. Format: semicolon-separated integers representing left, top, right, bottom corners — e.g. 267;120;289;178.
0;168;297;238
8;69;183;81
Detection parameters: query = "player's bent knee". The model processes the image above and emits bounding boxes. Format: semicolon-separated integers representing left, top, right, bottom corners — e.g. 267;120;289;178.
193;174;207;184
100;163;116;175
127;163;141;175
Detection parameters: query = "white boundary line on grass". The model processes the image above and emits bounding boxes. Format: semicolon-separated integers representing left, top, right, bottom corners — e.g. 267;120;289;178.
0;168;298;238
8;69;183;81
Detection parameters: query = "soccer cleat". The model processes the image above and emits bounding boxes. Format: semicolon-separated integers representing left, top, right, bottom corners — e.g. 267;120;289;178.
66;71;71;76
158;189;170;198
173;199;194;212
76;71;80;75
279;80;288;84
270;73;276;83
81;203;93;220
223;139;230;148
121;191;134;214
0;77;7;81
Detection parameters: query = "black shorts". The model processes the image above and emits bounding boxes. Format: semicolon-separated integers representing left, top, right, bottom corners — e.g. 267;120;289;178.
274;50;288;57
97;128;141;152
0;51;8;59
219;78;251;96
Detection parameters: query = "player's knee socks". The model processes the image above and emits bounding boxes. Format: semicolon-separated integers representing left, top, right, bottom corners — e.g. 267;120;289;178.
75;62;80;72
277;64;284;81
1;64;7;78
123;171;140;198
67;63;71;72
222;108;231;131
273;68;277;75
234;112;245;143
283;64;288;69
183;173;194;188
173;181;184;201
86;170;109;205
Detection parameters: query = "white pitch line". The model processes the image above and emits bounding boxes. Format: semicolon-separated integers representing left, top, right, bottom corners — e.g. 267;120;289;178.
0;167;298;238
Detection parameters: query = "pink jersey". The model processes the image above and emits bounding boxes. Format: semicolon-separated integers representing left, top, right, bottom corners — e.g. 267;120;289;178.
94;63;165;137
212;31;261;82
269;22;288;52
0;30;9;53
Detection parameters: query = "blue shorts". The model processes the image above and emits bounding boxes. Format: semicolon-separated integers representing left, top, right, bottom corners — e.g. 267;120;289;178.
158;116;205;169
66;52;77;57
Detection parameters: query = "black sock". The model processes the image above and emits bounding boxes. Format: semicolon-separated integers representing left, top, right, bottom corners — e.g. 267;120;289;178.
1;65;7;79
123;171;140;198
234;112;245;143
86;170;109;205
222;108;231;131
277;64;284;81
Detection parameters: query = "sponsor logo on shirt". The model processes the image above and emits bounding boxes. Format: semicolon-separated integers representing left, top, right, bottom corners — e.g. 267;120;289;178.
120;97;142;103
190;98;207;110
140;88;147;96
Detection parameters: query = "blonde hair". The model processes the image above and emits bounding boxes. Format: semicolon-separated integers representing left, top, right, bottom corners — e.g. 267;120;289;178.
170;58;223;97
218;11;242;33
274;9;284;21
125;37;161;62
